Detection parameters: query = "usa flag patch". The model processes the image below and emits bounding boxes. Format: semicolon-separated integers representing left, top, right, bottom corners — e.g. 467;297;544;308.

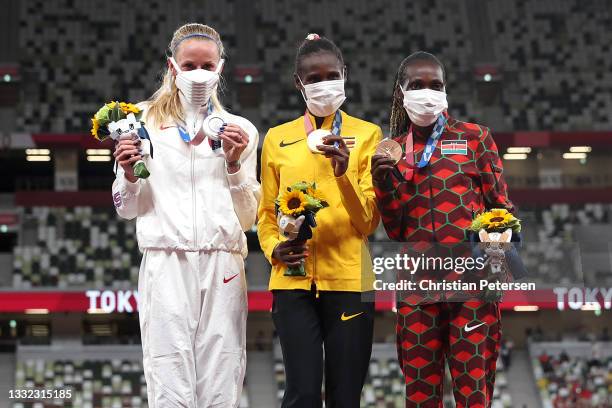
441;140;468;155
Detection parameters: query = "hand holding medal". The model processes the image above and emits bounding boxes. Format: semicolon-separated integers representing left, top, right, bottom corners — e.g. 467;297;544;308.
217;123;249;165
317;134;349;177
375;139;403;164
189;109;249;167
202;113;226;142
304;111;348;176
306;129;332;154
371;139;402;185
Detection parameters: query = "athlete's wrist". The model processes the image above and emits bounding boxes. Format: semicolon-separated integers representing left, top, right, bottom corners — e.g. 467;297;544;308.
124;173;138;183
225;159;241;174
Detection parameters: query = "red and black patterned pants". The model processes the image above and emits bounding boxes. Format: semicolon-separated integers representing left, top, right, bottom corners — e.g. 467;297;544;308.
396;300;501;408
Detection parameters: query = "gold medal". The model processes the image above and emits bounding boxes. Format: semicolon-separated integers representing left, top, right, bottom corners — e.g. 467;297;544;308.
376;139;402;164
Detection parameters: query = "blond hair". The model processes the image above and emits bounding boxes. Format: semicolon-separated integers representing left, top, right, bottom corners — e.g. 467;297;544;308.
146;23;225;127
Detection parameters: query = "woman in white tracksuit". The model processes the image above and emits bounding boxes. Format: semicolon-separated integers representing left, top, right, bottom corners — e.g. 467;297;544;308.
112;23;260;407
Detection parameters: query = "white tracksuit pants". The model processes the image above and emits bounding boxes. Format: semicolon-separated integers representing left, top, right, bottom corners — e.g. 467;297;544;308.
138;248;247;407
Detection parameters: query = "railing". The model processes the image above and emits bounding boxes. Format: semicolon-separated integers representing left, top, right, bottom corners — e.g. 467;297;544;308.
507;174;612;189
15;176;114;191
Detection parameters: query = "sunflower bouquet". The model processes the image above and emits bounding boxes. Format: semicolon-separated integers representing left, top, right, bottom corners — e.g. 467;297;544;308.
470;208;521;275
470;208;521;234
90;101;150;179
275;181;329;276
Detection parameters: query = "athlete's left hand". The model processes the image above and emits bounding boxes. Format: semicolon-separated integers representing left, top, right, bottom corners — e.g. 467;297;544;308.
317;135;349;177
218;124;249;163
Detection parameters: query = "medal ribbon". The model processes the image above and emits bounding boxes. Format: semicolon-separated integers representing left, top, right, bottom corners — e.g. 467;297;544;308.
303;110;342;136
406;114;448;168
178;102;214;143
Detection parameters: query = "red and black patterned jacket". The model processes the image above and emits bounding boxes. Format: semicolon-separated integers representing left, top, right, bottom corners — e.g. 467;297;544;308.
375;112;514;243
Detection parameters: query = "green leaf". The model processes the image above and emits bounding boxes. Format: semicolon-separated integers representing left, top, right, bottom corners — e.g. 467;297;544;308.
303;194;323;211
111;102;122;122
290;181;311;192
94;105;111;123
469;217;483;231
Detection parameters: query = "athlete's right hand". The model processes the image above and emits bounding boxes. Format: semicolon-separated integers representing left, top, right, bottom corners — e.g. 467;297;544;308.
114;138;142;183
371;154;395;185
272;240;309;268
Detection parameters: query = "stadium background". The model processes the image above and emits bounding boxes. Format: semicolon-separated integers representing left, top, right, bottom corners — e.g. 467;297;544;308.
0;0;611;407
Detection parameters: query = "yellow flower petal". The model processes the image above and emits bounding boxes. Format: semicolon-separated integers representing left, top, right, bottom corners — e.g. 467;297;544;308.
479;209;516;230
279;190;308;216
90;117;100;140
119;102;140;114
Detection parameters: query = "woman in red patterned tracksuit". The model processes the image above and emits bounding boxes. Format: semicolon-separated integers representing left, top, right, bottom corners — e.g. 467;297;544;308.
371;51;515;408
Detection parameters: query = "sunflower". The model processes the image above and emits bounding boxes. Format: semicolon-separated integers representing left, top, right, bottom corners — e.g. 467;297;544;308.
119;102;140;115
90;117;100;140
278;190;308;216
480;209;516;230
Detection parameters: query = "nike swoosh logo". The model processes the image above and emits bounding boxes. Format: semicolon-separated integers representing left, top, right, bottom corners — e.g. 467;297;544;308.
464;322;485;332
341;312;364;321
223;273;239;284
279;138;304;148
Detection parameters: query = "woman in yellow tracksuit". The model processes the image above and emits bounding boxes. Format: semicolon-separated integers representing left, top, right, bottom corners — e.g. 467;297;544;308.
257;34;381;408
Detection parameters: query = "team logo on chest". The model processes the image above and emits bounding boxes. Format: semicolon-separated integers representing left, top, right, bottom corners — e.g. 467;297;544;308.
441;139;468;155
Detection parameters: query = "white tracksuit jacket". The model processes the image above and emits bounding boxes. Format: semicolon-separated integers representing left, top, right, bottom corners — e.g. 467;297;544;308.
112;106;260;408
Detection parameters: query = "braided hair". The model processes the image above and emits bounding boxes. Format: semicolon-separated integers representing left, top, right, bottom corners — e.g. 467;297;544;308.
294;33;344;76
389;51;446;137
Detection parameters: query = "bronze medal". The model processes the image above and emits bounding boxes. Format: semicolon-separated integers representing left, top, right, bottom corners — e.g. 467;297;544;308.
376;139;402;164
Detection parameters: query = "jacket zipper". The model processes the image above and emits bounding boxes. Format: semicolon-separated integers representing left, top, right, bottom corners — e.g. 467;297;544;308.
399;147;411;240
312;151;317;292
427;165;437;242
426;164;443;301
191;147;197;245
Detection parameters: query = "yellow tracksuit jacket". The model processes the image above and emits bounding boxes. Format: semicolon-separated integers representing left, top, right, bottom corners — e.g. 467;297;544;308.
257;110;382;292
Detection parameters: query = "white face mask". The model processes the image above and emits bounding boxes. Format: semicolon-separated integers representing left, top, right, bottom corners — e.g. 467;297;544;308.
299;76;346;117
170;57;224;107
402;87;448;126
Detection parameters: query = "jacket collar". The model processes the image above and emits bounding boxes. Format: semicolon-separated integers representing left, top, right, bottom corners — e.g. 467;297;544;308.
407;111;454;141
304;110;341;131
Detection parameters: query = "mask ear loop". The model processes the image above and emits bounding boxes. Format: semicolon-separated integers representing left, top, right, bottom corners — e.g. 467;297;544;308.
211;59;225;111
168;57;224;74
297;75;309;101
169;57;182;73
215;59;225;74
